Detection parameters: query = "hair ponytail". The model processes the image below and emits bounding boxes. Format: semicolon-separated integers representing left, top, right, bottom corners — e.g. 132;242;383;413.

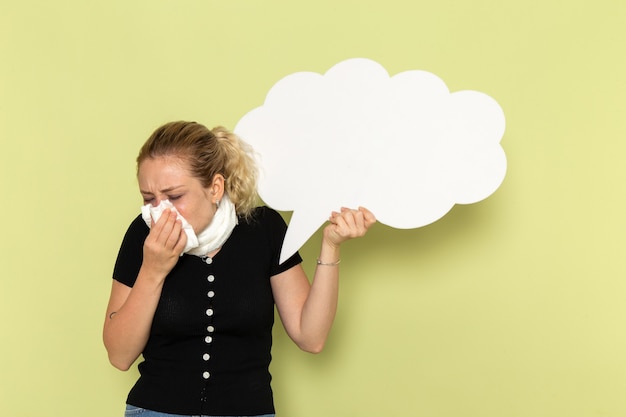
211;126;259;220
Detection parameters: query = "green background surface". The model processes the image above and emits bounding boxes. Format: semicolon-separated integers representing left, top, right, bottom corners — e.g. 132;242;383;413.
1;1;625;416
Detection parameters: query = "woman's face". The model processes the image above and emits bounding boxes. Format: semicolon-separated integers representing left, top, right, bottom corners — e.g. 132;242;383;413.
138;156;221;233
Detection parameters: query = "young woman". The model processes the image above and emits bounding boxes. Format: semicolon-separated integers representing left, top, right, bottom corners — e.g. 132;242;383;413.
103;121;375;417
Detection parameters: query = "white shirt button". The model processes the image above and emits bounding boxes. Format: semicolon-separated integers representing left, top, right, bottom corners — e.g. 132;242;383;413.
205;336;213;344
207;325;215;333
207;291;215;298
203;353;210;361
204;257;213;265
206;308;214;317
203;371;210;379
207;275;215;282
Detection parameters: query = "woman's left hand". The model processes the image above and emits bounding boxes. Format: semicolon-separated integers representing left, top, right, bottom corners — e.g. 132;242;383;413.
323;207;376;248
272;207;375;353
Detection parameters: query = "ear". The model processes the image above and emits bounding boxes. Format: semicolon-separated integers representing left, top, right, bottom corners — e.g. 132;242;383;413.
208;174;225;203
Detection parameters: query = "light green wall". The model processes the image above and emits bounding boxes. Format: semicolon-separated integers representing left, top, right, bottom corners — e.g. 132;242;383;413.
1;1;625;416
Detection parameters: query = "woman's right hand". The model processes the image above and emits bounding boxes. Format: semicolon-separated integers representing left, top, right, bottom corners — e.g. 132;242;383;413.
141;208;187;280
104;210;186;370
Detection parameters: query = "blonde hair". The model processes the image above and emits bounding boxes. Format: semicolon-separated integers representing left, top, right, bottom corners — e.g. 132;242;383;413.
137;121;259;220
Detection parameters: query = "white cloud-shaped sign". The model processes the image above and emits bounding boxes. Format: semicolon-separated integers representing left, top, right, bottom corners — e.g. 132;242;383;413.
235;58;506;263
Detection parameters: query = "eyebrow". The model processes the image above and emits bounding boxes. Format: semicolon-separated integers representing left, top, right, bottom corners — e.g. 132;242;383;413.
140;185;185;195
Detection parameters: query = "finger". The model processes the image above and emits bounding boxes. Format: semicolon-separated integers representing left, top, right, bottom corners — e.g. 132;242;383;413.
151;208;171;231
154;209;177;242
334;209;352;230
165;219;184;249
174;226;188;253
330;207;370;234
344;208;367;230
352;209;365;230
358;207;377;227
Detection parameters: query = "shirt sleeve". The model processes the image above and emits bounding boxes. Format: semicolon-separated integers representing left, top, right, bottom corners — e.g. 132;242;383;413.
112;214;148;287
262;207;303;276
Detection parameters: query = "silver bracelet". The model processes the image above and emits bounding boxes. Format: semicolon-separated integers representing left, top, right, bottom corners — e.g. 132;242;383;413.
316;258;341;266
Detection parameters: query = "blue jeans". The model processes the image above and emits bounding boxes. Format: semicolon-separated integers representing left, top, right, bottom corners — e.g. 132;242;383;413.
124;404;275;417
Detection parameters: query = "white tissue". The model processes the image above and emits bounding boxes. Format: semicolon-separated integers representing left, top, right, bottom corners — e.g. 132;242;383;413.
140;200;199;254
